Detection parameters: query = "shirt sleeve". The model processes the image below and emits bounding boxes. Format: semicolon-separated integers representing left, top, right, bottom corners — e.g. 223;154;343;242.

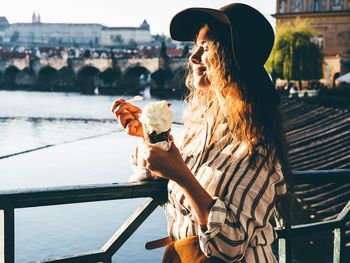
128;139;158;182
197;153;286;262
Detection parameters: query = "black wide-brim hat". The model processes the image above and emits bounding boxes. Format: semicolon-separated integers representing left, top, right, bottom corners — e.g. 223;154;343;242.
170;3;280;105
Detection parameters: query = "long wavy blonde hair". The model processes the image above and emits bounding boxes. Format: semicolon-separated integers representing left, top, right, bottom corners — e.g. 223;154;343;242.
184;23;291;222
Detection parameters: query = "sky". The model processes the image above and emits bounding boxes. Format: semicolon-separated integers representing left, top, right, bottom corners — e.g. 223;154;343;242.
2;0;277;35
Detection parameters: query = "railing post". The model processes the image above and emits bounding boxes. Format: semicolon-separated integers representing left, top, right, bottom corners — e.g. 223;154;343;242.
333;227;345;263
278;234;292;263
0;209;15;263
278;238;286;263
333;201;350;263
278;193;292;263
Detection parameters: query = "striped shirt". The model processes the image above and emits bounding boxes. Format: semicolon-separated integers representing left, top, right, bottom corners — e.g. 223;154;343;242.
131;117;286;262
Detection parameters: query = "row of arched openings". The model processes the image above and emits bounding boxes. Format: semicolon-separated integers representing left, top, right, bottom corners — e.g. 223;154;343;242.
0;65;187;97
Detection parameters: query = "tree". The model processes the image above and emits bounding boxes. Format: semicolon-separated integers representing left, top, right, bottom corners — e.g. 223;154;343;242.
266;18;323;89
111;35;124;45
128;39;137;49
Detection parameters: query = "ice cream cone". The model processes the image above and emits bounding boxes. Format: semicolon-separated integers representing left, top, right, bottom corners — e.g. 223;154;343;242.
140;101;173;151
143;124;172;151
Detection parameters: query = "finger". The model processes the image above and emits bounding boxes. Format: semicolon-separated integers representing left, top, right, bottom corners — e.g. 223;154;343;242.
131;111;142;121
114;102;142;117
118;112;134;128
113;102;130;119
142;143;161;157
111;98;125;113
169;141;181;154
169;135;174;142
142;142;157;156
125;119;140;136
144;143;164;156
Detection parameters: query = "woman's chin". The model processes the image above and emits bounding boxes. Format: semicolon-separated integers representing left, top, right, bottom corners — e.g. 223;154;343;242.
194;78;211;90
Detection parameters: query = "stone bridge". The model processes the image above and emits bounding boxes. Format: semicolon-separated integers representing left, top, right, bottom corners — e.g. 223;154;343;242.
0;56;188;96
0;56;187;76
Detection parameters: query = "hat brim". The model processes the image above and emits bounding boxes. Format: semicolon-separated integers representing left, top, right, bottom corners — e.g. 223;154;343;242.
170;8;230;41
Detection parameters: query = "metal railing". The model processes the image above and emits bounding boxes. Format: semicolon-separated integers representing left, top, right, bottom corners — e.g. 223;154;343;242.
0;170;349;263
277;169;350;263
0;180;168;263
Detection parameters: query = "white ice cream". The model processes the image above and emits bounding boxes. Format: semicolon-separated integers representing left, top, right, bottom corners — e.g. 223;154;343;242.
139;101;173;134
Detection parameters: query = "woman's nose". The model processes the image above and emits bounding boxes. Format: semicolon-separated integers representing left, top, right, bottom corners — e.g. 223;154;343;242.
189;48;201;64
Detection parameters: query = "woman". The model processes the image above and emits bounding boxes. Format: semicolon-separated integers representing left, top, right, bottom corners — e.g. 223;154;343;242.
112;3;290;262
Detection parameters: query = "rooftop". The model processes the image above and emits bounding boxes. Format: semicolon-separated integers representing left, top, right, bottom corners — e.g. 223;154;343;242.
0;16;9;24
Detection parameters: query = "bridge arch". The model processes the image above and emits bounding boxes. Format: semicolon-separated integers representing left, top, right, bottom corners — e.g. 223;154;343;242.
15;67;36;88
56;66;76;91
98;67;122;95
38;66;58;91
38;66;58;80
119;65;150;95
121;65;151;80
3;66;20;89
76;66;100;94
77;66;100;78
150;68;173;97
150;67;188;99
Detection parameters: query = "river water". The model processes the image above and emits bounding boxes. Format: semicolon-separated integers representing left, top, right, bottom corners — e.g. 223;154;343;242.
0;90;185;262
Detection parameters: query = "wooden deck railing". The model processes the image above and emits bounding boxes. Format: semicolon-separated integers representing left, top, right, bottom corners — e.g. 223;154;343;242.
0;170;349;263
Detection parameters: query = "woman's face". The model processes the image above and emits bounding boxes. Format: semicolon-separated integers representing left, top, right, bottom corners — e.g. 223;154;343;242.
189;25;213;90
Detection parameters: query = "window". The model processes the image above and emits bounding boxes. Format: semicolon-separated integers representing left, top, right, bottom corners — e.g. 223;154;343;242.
306;0;314;11
279;0;287;13
316;34;324;49
320;0;328;10
315;0;328;11
291;0;304;12
314;0;320;11
331;0;344;10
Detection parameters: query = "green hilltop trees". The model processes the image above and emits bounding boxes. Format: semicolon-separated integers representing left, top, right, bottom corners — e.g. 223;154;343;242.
266;18;323;90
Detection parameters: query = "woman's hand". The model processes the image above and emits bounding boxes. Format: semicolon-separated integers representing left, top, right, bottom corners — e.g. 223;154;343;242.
111;98;144;138
142;141;192;185
144;139;215;226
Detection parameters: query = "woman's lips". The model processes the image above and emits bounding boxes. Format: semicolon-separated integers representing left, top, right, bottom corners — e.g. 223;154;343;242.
193;66;211;87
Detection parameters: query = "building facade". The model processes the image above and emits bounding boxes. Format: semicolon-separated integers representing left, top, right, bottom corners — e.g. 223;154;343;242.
0;17;9;41
101;20;151;46
4;23;102;46
0;14;152;47
274;0;350;87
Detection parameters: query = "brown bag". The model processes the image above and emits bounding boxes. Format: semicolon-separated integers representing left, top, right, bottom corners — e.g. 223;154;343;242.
162;236;223;263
